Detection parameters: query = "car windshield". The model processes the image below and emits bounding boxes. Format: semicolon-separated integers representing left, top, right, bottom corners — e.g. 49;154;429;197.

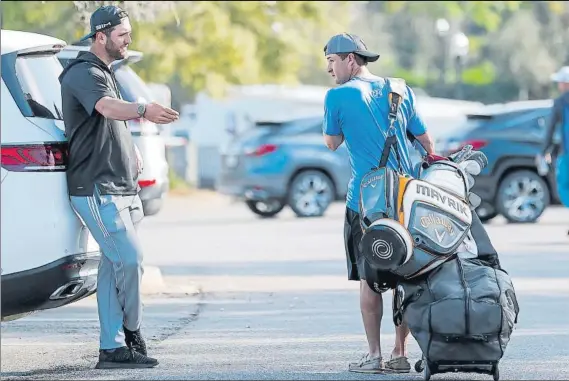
14;53;64;120
113;65;155;103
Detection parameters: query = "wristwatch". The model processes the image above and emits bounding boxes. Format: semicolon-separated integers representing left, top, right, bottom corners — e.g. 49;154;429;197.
136;102;146;118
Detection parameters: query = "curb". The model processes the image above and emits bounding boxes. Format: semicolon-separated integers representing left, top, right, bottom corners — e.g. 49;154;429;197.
141;266;202;296
141;265;167;295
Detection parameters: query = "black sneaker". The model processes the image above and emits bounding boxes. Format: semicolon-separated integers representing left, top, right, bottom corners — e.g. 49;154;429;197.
124;326;147;356
95;346;158;369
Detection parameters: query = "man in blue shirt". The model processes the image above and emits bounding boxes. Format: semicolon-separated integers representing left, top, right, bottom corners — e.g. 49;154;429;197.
322;33;435;374
543;66;569;234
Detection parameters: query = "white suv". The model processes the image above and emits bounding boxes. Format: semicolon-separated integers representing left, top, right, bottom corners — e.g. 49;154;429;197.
1;30;100;321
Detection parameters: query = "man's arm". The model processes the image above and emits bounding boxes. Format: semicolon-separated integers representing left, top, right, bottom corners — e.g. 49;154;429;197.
322;89;344;151
406;87;435;155
64;64;178;123
543;98;562;154
64;64;139;120
324;134;344;151
95;97;140;121
415;132;435;155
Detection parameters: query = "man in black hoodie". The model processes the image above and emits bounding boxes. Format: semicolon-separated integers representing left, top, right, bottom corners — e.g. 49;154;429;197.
543;66;569;234
59;5;179;369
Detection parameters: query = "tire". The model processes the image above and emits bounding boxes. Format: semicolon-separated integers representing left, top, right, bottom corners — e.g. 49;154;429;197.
142;198;163;217
415;359;425;373
245;200;285;218
492;364;500;381
287;170;335;218
496;170;550;223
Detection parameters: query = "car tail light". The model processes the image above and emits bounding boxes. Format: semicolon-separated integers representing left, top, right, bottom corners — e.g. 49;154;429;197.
446;139;488;154
1;142;68;172
246;144;278;157
463;139;488;150
139;179;156;188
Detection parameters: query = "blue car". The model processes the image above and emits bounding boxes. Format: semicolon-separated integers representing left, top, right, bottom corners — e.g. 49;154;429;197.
437;100;563;224
216;117;352;217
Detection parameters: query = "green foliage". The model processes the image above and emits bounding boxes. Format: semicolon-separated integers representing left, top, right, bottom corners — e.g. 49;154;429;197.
1;0;567;104
461;61;496;85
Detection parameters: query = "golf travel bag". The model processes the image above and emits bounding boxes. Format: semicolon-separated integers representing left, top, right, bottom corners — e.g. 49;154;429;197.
392;256;520;381
358;77;487;281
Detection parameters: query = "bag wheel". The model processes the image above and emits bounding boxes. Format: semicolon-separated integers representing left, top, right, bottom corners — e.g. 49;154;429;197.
492;364;499;381
415;359;425;373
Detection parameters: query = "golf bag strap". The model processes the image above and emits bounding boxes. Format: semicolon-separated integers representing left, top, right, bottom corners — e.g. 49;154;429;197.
378;77;407;169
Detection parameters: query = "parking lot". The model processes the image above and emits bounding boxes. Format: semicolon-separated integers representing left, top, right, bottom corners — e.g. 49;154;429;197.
1;193;569;380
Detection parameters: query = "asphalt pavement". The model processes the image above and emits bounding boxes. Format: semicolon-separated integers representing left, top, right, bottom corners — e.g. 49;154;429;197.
2;193;568;380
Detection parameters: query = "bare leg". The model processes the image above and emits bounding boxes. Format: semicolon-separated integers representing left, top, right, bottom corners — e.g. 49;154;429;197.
359;279;384;358
384;289;412;372
348;279;386;373
392;320;410;358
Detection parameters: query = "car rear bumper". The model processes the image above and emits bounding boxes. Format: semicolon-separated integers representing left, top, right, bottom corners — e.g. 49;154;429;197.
1;252;100;320
138;178;169;202
216;173;289;201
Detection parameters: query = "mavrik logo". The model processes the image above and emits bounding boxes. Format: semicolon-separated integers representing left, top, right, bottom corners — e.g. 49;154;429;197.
416;184;468;216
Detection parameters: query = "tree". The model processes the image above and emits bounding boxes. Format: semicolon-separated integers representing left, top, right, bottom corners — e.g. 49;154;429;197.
1;1;351;105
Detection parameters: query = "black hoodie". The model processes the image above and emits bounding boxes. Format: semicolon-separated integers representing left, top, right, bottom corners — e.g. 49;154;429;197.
59;51;139;197
544;91;569;154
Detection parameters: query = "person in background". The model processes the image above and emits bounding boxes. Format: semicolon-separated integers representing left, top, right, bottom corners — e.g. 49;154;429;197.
542;66;569;235
59;5;179;369
321;33;435;374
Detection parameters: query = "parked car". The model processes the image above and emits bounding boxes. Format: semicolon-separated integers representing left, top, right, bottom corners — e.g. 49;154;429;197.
437;100;562;224
57;44;169;216
217;117;352;218
1;30;100;322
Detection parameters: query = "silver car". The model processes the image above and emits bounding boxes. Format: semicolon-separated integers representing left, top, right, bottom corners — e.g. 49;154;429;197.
216;117;351;218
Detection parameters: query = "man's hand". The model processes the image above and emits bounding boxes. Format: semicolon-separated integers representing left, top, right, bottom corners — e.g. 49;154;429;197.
144;102;180;125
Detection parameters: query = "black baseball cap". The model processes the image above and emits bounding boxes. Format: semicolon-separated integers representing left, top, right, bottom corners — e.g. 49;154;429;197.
79;5;129;41
323;33;380;62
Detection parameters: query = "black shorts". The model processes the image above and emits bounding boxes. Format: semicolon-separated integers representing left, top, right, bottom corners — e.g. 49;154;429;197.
343;207;399;294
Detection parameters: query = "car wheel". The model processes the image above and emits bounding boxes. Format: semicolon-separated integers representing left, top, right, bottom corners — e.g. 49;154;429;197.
476;201;498;223
245;200;285;218
142;198;163;217
496;170;550;223
287;170;335;218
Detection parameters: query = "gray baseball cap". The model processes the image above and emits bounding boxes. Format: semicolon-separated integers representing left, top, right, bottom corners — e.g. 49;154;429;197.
551;66;569;83
323;33;380;62
79;5;129;41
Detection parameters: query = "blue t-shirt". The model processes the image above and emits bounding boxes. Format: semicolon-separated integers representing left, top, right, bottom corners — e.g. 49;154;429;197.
323;76;428;212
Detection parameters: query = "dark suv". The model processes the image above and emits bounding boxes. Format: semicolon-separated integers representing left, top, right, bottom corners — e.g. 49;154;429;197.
437;100;562;224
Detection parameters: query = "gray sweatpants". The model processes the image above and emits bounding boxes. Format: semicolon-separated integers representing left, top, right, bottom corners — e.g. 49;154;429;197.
70;188;144;350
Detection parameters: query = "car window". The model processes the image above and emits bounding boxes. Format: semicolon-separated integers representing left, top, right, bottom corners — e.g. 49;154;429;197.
14;53;64;120
281;118;323;135
113;65;155;103
58;57;72;69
